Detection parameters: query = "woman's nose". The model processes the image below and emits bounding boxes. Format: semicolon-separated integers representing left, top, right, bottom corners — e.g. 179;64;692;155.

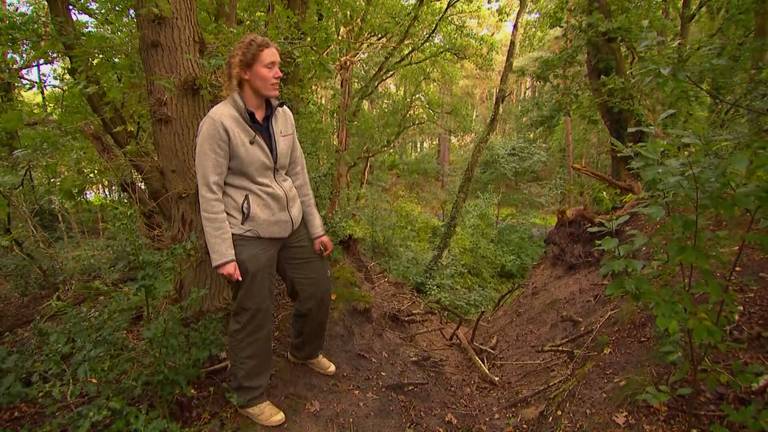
275;68;283;79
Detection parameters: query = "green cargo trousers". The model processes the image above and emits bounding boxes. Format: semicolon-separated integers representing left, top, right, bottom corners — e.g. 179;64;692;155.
228;220;332;408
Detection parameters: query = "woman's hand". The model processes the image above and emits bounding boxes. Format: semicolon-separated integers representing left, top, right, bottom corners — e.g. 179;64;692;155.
313;235;334;257
216;261;242;282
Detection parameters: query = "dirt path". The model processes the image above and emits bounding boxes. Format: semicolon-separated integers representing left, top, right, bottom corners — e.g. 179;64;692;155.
181;241;664;432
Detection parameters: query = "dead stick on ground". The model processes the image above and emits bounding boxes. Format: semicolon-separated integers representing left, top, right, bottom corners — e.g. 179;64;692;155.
409;326;444;338
568;309;618;368
473;342;498;356
448;318;464;341
457;329;500;386
506;374;568;407
507;308;619;407
544;326;593;348
201;361;229;374
470;311;485;345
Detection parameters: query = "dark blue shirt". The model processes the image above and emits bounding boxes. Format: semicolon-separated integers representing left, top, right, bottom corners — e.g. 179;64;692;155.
245;100;275;162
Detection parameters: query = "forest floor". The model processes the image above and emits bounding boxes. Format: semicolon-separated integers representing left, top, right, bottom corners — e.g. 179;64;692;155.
177;226;767;431
2;218;766;431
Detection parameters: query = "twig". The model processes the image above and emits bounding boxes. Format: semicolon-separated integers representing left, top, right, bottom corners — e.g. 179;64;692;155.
493;360;545;365
384;380;429;390
456;330;500;386
470;311;485;344
506;374;569;407
491;286;521;315
408;326;444;338
448;318;463;341
473;342;498;356
537;346;579;356
508;308;618;408
543;326;592;349
201;361;229;374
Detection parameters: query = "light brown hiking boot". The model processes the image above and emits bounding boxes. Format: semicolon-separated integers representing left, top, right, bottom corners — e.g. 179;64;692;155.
238;401;286;427
288;352;336;376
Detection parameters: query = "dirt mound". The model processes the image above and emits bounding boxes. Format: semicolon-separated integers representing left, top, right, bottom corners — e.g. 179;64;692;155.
544;208;603;268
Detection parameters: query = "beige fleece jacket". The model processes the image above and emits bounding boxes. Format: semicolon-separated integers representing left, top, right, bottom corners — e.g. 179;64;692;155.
195;92;326;268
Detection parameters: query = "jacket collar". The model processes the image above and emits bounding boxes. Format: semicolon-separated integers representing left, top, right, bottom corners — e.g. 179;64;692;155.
229;91;285;123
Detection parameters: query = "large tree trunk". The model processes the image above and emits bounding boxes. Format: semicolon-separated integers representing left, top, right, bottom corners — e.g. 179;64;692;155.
136;0;229;308
423;0;528;286
584;0;644;182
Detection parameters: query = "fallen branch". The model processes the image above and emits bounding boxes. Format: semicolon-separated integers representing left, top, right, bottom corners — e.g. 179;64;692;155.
537;346;579;357
448;318;464;341
506;374;569;407
201;361;229;374
507;308;618;408
408;326;444;338
572;164;641;195
470;311;485;344
491;285;522;316
473;342;498;357
457;330;500;386
543;326;592;349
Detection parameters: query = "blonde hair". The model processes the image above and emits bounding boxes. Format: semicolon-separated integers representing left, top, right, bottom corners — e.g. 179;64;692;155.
223;34;278;96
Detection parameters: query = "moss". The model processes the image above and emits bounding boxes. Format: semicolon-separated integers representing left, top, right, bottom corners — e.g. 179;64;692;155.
330;261;372;307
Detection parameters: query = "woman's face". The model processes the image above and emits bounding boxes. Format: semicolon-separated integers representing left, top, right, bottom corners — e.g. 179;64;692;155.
241;47;283;99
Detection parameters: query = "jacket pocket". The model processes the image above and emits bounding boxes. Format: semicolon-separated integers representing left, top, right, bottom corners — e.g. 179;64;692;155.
240;194;251;225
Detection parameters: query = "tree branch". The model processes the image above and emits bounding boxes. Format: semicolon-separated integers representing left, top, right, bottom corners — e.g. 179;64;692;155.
571;164;642;194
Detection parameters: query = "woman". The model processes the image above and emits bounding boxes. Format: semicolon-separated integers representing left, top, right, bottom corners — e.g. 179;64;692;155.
195;34;335;427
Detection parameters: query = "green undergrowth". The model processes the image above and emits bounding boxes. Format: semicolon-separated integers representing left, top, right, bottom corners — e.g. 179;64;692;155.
336;188;548;316
1;223;226;431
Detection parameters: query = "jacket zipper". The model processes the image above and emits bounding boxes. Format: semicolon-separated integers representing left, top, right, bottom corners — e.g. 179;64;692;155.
269;112;295;232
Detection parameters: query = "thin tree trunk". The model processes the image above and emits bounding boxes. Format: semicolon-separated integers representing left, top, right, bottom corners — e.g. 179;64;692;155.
423;0;528;286
564;113;574;206
679;0;692;49
749;0;767;137
326;55;354;219
1;0;19;156
438;132;450;189
214;0;237;27
359;156;372;189
136;0;229;308
438;81;451;189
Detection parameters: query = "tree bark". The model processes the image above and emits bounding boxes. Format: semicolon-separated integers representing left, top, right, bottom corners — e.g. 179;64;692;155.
214;0;237;27
571;164;641;195
438;81;451;189
326;54;354;219
749;0;767;137
564;113;574;205
438;132;450;189
423;0;528;285
136;0;229;308
46;0;166;234
584;0;644;182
